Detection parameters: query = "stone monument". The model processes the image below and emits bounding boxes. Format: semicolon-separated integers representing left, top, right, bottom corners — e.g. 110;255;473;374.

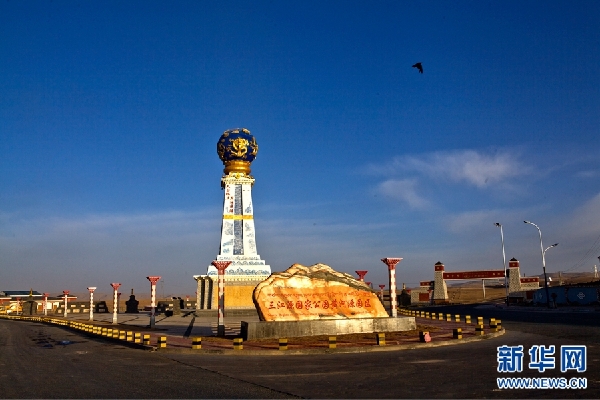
196;128;271;310
21;289;38;316
242;263;417;340
125;289;139;313
253;263;388;321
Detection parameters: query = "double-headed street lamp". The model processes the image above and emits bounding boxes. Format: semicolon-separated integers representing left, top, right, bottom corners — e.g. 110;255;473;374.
494;223;508;305
524;220;558;308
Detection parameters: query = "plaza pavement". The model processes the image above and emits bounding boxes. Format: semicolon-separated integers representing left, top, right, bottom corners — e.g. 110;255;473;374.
26;307;507;354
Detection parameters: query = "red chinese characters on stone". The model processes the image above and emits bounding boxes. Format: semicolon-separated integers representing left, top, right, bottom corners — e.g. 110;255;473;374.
253;263;390;321
271;296;372;312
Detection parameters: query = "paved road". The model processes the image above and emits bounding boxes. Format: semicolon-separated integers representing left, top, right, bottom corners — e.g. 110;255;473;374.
164;329;599;398
1;306;599;398
0;319;294;399
418;304;600;344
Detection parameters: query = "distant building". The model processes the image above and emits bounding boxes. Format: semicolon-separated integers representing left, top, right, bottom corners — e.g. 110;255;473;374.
0;290;76;314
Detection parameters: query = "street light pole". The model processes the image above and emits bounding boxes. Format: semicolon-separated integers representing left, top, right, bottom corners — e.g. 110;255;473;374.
495;223;508;306
524;221;558;308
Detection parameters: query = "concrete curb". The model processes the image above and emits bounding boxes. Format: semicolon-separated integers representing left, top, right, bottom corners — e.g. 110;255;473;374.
153;328;505;356
1;314;505;356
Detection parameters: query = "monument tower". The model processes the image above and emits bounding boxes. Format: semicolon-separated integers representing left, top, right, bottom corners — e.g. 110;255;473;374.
195;128;271;310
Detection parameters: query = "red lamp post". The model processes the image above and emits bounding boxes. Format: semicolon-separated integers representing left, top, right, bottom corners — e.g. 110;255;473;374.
146;276;161;328
355;270;368;282
43;293;49;316
211;260;232;336
110;283;121;324
87;287;96;321
378;284;386;302
381;258;403;317
62;290;69;318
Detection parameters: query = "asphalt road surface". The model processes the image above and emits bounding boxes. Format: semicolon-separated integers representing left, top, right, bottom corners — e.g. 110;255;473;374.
1;306;599;399
0;320;294;399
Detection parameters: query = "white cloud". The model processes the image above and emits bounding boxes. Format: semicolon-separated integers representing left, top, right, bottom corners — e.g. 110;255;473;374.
575;170;599;179
568;193;600;237
443;204;555;236
1;209;219;238
401;150;526;187
377;179;431;209
0;209;223;294
445;209;500;233
367;149;529;209
369;149;528;188
0;209;403;294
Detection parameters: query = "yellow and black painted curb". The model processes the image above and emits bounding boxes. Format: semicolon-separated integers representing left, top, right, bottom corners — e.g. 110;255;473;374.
0;313;505;356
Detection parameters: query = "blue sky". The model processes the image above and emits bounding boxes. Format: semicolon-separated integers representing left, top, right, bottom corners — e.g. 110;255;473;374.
1;1;599;298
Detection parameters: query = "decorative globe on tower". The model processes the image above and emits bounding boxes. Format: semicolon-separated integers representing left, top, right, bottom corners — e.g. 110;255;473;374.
197;128;271;310
216;127;258;176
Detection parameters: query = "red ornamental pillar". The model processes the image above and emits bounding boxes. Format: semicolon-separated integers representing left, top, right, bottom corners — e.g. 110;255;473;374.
381;258;403;317
147;276;161;328
355;270;368;282
62;291;69;318
87;287;96;321
110;283;121;324
378;284;386;302
211;260;232;337
43;293;49;316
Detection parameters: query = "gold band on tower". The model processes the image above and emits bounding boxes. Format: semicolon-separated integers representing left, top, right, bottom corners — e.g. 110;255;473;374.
223;160;251;175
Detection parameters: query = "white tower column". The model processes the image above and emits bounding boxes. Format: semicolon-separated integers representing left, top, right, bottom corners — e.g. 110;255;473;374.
207;128;270;280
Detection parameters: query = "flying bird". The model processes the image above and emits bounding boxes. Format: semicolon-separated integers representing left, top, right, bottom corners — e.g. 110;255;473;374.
412;62;423;73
